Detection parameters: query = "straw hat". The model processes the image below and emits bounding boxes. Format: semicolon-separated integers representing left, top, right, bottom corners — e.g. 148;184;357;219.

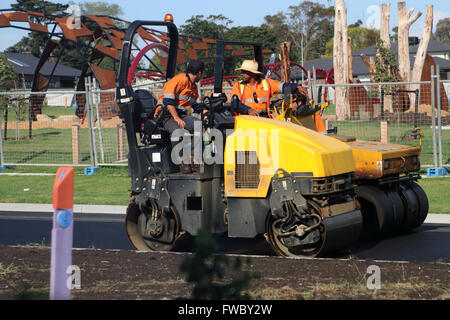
236;60;263;76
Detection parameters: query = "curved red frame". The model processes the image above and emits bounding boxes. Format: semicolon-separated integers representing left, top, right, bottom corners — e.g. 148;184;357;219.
127;42;169;85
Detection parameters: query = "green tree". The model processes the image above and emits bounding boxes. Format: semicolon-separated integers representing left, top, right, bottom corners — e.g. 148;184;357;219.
0;53;18;140
180;14;232;40
263;2;335;61
434;18;450;44
371;39;401;85
77;1;123;16
391;26;398;42
0;54;18;91
7;0;69;57
262;12;290;47
324;26;380;57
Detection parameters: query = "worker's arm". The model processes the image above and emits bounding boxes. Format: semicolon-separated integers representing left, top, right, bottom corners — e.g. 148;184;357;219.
166;105;185;129
230;94;259;116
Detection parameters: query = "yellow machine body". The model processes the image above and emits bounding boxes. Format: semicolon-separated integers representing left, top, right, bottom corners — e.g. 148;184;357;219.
344;140;421;180
292;113;421;180
224;115;355;198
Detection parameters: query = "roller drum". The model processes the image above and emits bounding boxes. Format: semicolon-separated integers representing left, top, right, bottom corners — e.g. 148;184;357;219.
402;181;429;229
384;188;406;235
321;209;363;254
398;182;420;232
356;185;396;240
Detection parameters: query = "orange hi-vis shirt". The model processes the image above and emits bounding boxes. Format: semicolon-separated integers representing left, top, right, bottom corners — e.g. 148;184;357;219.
231;78;284;112
156;73;202;113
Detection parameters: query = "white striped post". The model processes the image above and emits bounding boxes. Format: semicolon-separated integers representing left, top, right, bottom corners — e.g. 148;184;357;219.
50;167;74;300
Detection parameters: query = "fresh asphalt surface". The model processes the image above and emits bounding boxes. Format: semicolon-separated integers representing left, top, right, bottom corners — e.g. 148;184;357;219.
0;204;449;263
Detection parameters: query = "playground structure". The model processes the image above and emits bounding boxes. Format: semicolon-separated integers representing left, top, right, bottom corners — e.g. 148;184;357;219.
0;9;273;121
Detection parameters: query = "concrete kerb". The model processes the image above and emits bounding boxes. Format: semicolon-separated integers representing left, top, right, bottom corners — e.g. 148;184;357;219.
0;203;126;215
0;203;448;224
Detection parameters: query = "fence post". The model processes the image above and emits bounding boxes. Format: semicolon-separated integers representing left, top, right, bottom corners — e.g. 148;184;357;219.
380;120;390;144
430;66;438;168
436;65;444;169
88;77;98;167
84;78;98;175
0;112;5;172
71;124;81;165
92;79;105;163
117;123;125;161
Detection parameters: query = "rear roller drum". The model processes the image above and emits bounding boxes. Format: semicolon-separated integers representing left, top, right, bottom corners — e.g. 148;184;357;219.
384;189;406;235
356;185;395;240
402;181;428;229
125;197;180;251
398;182;420;232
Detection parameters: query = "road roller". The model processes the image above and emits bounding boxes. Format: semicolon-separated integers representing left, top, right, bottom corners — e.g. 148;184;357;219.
270;100;428;241
116;21;363;257
210;41;429;243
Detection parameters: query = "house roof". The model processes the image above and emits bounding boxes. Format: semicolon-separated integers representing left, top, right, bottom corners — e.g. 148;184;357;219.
353;40;450;57
3;52;81;78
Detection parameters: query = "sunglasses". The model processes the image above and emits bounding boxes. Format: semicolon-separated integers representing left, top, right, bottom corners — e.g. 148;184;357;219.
253;92;258;103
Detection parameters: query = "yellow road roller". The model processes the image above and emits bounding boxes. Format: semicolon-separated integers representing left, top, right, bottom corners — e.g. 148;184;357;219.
116;21;363;257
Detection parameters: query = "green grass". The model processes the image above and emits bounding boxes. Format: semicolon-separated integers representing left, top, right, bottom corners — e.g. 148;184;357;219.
2;127;127;165
0;167;130;205
0;166;448;213
417;178;450;214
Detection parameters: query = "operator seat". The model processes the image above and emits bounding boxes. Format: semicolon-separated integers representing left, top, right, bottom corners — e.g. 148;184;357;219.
134;89;170;146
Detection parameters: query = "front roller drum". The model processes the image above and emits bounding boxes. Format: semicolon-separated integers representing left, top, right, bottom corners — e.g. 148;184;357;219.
125;196;181;251
266;200;362;257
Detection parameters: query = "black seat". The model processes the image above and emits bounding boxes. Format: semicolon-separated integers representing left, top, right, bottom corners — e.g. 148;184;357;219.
135;89;158;120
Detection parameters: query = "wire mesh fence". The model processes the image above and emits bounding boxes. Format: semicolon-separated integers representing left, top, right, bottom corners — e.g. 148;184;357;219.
316;80;449;167
0;77;448;169
0;90;92;166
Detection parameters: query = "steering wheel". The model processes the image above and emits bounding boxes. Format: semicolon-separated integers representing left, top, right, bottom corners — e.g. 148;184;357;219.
127;43;169;85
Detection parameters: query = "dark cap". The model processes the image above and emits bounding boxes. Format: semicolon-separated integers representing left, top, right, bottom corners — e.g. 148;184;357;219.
186;59;205;74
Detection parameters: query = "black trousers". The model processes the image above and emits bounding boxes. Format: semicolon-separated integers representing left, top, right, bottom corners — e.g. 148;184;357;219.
163;114;203;164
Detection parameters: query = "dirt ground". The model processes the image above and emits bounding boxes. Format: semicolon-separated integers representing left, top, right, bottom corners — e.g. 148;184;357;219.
0;245;448;300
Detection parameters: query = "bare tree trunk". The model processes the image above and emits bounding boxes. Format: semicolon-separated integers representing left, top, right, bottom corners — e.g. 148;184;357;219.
280;42;291;83
408;5;433;112
380;4;391;49
397;2;422;83
334;0;348;120
380;3;393;112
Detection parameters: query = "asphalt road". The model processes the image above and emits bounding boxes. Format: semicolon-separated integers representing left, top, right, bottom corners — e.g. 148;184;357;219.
0;211;449;263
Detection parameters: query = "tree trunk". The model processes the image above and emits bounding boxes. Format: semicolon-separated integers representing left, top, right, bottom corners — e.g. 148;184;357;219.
380;4;391;49
280;42;291;83
408;5;433;112
380;3;393;112
333;0;348;120
397;2;422;83
411;6;433;83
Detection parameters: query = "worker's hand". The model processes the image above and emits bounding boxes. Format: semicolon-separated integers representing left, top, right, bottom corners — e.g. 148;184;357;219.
248;109;260;117
174;116;186;129
296;86;308;98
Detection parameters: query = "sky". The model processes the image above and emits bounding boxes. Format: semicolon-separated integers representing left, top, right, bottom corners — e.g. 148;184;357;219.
0;0;449;52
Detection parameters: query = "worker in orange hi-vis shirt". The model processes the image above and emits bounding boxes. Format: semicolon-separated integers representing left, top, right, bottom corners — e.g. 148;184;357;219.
154;59;206;173
230;60;309;115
